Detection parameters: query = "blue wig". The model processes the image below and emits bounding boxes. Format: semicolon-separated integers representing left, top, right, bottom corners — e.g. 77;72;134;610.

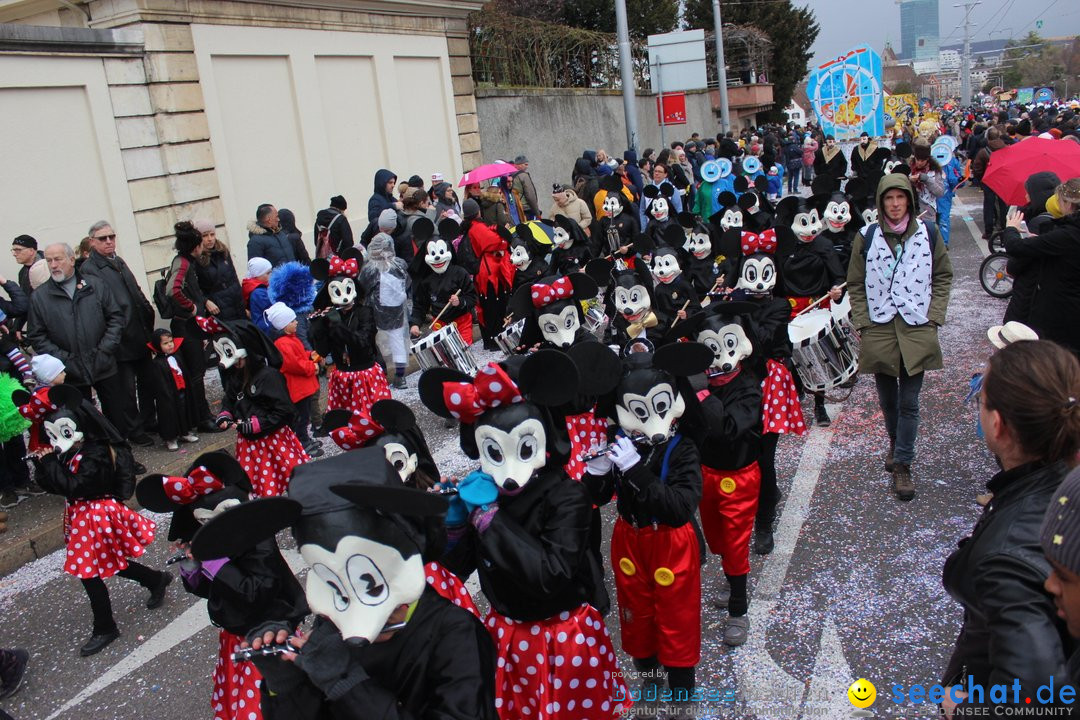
268;261;317;313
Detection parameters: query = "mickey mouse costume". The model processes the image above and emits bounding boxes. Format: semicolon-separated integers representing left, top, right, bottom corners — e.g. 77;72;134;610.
136;451;307;720
420;352;630;719
190;449;499;719
199;316;309;496
20;385;169;657
509;225;551;294
409;218;477;346
308;249;393;417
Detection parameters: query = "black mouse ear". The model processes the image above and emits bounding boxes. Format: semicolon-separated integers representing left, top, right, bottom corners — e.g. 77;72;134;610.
331;483;448;517
717;191;737;208
135;474;177;513
370;399;416;433
496;225;513;243
437;218;460;240
733;176;749;192
569;342;622;395
811;174;834;196
47;385;83;411
339;246;364;264
633;233;656;255
754;176;769;193
190;497;302;561
509;282;538;321
309;258;330;282
893;164;912;176
662;224;686;248
599;175;623;193
11;389;29;407
774;196;802;225
568;273;599;300
676;211;696;229
737;193;758;211
585;257;615;285
653;341;714;377
846;178;868;200
643;185;660;199
412;217;435;243
187;450;251;493
665;311;708;343
660;184;675;198
418;367;474;419
518;349;579;407
320;408;353;433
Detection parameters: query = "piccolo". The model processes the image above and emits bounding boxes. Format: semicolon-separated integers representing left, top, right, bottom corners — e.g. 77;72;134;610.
165;553;187;566
579;433;651;463
232;640;300;663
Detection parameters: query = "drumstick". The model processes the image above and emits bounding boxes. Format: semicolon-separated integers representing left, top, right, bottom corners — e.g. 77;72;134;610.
795;282;847;317
700;275;726;306
669;299;692;329
429;290;461;331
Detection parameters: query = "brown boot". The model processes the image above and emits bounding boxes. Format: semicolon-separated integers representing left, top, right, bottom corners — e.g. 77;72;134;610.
892;463;915;501
884;438;896;472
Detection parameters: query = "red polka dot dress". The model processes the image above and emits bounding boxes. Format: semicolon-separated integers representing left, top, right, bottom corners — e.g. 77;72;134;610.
212;630;264;720
761;359;806;437
425;561;481;619
486;605;632;719
235;426;310;497
327;366;392;416
563;410;608;482
63;497;156;580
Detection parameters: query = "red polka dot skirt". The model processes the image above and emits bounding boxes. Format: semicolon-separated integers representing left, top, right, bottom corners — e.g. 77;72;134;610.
235;426;310;497
486;604;632;720
761;359;806;436
327;366;392;415
212;629;264;720
563;410;608;482
63;499;155;580
425;561;481;619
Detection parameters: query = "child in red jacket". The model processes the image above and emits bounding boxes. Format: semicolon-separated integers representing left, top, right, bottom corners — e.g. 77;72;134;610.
266;303;323;458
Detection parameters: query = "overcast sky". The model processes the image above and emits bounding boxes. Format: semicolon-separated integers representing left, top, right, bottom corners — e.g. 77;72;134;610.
803;0;1080;67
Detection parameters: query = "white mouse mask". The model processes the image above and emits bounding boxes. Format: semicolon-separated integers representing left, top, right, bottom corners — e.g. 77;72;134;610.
720;208;743;232
650;197;670;222
553;226;572;250
614;283;651;320
684;230;712;259
193;497;241;525
602;194;624;217
823;200;851;231
538;304;580;348
213;336;248;369
862;207;878;225
510;244;531;269
615;381;685;445
736;256;777;295
377;440;418;484
424;240;452;274
327;277;358;307
44;417;83;454
884;159;904;174
301;534;424;645
651;252;682;283
791;209;822;242
697;322;752;376
474;417;546;492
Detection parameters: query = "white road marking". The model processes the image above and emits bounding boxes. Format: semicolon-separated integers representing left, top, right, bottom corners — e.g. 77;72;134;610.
953;198;990;258
805;615;857;717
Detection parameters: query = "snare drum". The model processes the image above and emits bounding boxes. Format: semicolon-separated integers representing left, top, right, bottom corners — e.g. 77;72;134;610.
495;319;526;356
787;305;860;392
411;324;479;375
584;306;609;340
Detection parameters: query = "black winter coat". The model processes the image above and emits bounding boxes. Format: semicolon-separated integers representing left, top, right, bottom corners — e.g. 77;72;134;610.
79;251;154;362
219;364;295;439
409;266;475;328
195;244;244;321
550;244;591;276
780;236;846;298
37;441;121;501
247;223;298;267
27;275;124;384
256;587;497;720
941;460;1074;702
313;208;354;257
652;276;699;331
1003;214;1080;355
584;433;702;529
309;305;379;372
443;470;605;622
698;368;762;470
182;537;307;637
511;259;549;294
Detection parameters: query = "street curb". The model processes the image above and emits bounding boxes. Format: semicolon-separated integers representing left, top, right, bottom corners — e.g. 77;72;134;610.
0;432;236;578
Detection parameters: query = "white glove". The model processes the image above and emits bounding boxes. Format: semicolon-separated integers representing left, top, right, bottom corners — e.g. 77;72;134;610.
584;445;614;475
608;436;641;472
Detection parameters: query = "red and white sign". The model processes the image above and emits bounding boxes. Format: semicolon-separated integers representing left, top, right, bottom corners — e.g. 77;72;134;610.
657;92;687;125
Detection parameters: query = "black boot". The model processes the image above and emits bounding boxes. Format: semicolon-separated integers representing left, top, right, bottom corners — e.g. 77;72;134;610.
754;526;775;555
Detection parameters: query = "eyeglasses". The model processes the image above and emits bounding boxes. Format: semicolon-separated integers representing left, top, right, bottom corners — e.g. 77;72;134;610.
93;234;116;241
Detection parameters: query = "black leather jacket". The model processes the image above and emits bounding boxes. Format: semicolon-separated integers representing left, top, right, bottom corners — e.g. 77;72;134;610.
942;459;1075;702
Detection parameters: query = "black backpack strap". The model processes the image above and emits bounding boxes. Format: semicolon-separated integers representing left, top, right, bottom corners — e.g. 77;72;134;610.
860;223;879;258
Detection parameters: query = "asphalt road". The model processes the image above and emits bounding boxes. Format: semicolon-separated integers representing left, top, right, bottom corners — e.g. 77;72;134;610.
0;192;1004;720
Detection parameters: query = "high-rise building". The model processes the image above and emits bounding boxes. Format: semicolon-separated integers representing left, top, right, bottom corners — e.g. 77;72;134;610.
900;0;940;61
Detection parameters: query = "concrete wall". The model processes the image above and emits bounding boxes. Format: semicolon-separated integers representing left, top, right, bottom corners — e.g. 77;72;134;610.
475;87;719;200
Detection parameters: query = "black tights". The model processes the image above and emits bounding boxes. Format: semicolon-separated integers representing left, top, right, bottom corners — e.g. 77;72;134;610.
81;561;161;634
757;433;780;528
725;572;749;617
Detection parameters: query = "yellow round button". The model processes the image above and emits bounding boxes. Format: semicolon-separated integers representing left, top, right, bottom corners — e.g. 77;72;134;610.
788;297;798;309
654;567;675;586
618;557;636;576
720;477;737;494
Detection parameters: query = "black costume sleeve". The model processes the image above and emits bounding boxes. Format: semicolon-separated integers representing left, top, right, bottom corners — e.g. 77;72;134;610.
581;468;616;508
409;277;432;328
334;305;379;357
700;382;760;442
816;236;846;287
620;439;702;527
754;299;793;358
245;369;295;436
35;444;112;499
478;480;591;596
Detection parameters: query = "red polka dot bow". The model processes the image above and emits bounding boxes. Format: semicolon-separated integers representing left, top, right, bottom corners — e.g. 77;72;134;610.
328;255;360;278
195;315;228;336
443;363;523;423
530;276;575;309
163;465;225;504
329;411;385;451
740;229;777;256
18;387;56;423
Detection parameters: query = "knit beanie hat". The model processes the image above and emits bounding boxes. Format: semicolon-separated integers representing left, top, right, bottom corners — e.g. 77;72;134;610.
912;139;932;160
378;208;399;231
462;199;481;219
31;353;65;385
264;301;297;331
1042;466;1080;575
330;195;347;210
11;234;37;250
247;257;272;278
192;219;215;235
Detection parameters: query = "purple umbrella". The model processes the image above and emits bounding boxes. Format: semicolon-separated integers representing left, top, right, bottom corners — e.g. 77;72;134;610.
458;161;516;187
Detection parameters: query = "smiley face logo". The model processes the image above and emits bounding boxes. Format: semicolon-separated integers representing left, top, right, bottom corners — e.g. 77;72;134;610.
847;678;876;709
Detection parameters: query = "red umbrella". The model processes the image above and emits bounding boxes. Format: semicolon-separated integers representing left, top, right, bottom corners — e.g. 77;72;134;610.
458;161;516;187
982;137;1080;206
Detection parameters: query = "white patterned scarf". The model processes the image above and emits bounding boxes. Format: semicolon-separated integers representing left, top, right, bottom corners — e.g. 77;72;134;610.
863;221;933;326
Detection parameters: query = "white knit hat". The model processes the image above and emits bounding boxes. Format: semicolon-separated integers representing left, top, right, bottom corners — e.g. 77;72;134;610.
264;302;297;331
246;257;272;278
31;353;65;385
